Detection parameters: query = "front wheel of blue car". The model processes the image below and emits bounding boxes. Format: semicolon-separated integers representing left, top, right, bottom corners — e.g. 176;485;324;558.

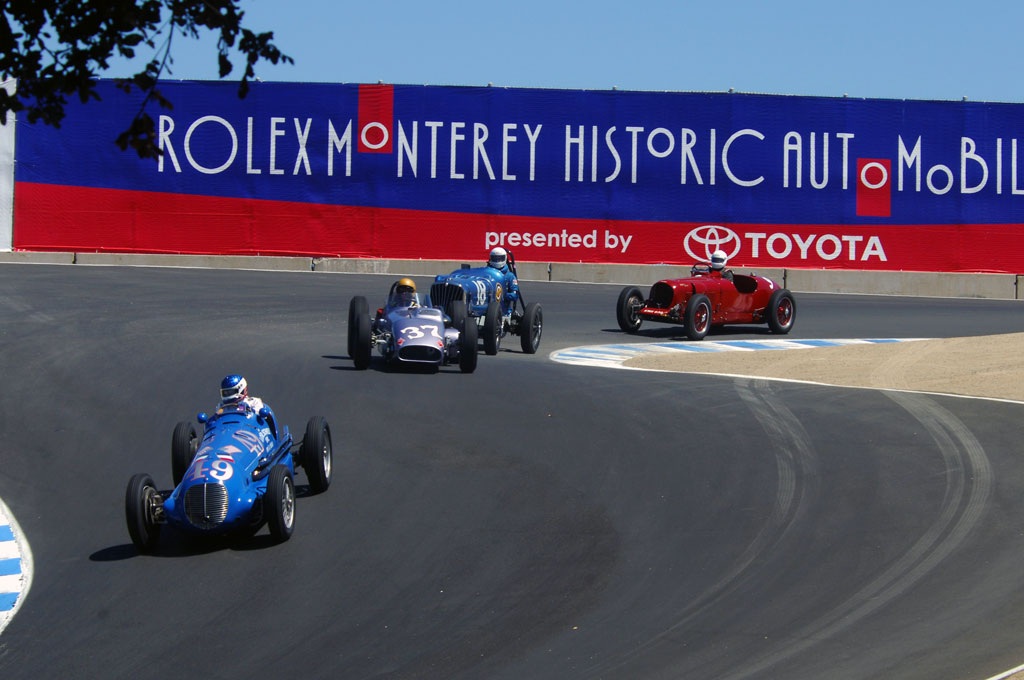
519;302;543;353
302;416;332;494
483;300;501;355
350;296;372;370
460;316;478;373
266;465;295;542
125;473;161;554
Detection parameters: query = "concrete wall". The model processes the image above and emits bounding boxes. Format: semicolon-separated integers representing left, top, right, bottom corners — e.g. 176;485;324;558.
0;250;1019;300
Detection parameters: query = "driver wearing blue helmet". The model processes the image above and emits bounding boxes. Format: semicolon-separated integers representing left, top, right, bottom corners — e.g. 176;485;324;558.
218;374;265;413
487;247;520;308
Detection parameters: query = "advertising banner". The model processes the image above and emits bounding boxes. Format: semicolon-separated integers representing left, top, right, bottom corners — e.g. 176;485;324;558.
13;80;1024;272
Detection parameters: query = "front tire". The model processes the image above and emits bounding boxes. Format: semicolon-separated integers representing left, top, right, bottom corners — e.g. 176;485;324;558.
171;421;198;487
125;473;161;554
482;300;501;356
519;302;543;354
460;317;478;373
266;465;295;542
616;287;644;333
349;296;372;370
767;289;796;334
301;416;332;494
684;294;712;341
446;299;467;331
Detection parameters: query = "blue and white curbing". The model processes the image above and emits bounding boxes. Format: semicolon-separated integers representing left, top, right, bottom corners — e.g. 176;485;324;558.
550;338;927;370
0;496;32;634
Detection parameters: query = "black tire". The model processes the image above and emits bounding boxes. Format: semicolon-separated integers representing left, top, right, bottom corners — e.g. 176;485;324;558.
459;317;478;373
301;416;332;494
171;421;198;487
347;295;359;357
766;288;796;335
519;302;543;354
446;299;467;331
125;473;161;554
266;465;295;542
684;293;712;341
482;300;501;355
616;286;644;333
350;296;372;370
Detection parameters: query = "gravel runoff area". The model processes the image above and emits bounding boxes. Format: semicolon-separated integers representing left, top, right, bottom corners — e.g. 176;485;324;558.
625;332;1024;403
628;332;1024;680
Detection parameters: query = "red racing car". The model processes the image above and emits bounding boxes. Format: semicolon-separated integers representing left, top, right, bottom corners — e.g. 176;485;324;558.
616;261;796;340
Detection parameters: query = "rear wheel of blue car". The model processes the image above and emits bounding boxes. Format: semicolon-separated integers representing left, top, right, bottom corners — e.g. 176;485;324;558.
483;300;501;355
171;421;198;487
767;288;796;335
302;416;332;494
266;465;295;542
685;294;712;341
349;296;372;370
616;287;644;333
125;473;161;554
460;316;478;373
520;302;543;354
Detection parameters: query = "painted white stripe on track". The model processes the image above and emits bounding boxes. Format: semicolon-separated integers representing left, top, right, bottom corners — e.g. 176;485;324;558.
550;338;928;369
0;496;33;635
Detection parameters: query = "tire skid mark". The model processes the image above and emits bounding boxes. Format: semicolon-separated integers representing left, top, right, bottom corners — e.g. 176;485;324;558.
588;378;819;677
719;391;992;680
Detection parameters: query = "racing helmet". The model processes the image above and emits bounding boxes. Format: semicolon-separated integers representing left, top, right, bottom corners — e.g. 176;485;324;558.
220;374;248;403
710;249;727;271
396;277;417;294
488;247;508;270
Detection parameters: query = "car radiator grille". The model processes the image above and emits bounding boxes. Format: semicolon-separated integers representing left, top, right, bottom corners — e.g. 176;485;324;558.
649;282;674;308
429;282;465;311
183;483;229;529
399;345;443;362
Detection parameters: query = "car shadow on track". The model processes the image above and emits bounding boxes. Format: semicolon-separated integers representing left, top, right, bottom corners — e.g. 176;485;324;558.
600;325;777;340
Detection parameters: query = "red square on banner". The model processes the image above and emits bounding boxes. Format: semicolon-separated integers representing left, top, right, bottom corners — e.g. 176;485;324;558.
358;84;394;153
856;158;891;217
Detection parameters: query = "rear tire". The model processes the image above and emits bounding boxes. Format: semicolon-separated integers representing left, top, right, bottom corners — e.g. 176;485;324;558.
171;421;197;487
301;416;332;494
519;302;543;354
266;466;295;542
125;473;161;554
616;287;644;333
766;289;796;335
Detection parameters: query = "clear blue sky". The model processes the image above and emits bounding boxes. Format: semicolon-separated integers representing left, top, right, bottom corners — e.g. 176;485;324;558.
102;0;1024;103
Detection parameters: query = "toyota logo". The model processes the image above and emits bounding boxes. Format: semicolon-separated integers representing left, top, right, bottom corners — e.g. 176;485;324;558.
684;225;741;262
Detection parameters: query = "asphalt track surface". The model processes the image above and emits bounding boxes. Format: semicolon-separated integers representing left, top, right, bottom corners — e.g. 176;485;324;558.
2;264;1024;679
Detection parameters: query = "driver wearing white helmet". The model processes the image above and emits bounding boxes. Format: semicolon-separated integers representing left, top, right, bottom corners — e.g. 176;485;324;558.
708;249;733;280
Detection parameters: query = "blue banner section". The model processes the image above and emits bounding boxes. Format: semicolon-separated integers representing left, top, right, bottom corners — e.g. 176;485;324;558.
15;80;1024;226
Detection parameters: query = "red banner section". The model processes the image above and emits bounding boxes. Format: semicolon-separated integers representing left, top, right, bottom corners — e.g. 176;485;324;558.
15;182;1024;273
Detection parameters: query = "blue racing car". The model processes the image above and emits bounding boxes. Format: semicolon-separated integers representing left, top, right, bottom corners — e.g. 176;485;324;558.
429;248;542;355
125;402;332;553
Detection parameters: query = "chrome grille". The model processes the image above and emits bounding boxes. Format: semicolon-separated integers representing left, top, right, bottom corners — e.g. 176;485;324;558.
183;483;229;529
429;282;465;310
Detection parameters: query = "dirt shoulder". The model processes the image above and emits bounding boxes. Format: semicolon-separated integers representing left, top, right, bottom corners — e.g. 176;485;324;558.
623;332;1024;402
